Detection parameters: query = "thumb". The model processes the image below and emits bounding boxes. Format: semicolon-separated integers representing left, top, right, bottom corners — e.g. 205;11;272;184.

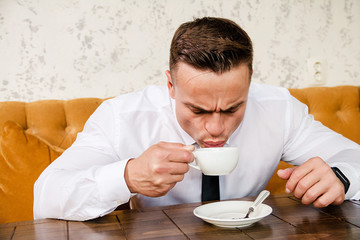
183;145;195;151
277;167;296;180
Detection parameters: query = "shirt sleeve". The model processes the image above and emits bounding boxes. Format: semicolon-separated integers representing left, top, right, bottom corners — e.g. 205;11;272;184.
282;93;360;200
33;100;133;221
326;150;360;200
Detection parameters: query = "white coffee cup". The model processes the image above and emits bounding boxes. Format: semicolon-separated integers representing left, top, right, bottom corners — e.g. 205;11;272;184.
189;147;239;175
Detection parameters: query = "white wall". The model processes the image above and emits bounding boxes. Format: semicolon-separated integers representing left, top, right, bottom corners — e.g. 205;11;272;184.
0;0;359;102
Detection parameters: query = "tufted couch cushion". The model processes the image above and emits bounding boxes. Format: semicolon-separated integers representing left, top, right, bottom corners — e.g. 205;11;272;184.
0;121;63;223
0;98;105;223
290;86;360;143
0;86;359;223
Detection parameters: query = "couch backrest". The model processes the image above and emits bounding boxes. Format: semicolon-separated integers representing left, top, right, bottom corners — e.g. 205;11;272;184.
0;85;359;223
0;98;106;149
289;85;360;144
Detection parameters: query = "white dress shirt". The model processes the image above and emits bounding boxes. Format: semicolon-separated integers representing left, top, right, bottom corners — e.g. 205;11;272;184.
34;83;360;221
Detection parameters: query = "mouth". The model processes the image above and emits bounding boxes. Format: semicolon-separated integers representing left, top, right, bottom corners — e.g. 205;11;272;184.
202;141;226;148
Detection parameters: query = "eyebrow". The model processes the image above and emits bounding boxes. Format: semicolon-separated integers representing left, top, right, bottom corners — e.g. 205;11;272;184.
185;100;246;113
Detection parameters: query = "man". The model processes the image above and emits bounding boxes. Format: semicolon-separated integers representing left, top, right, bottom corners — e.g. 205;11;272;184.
34;17;360;221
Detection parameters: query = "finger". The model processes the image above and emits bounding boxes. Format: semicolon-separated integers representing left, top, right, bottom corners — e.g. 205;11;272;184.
312;191;339;208
183;145;195;151
302;182;344;207
311;178;345;207
158;141;194;151
300;168;342;205
277;168;296;180
300;180;326;205
285;170;307;194
154;172;186;186
151;159;189;177
285;162;317;194
168;162;190;175
166;150;193;163
169;173;186;183
152;142;194;163
298;165;345;206
292;172;320;200
332;194;345;206
166;147;194;163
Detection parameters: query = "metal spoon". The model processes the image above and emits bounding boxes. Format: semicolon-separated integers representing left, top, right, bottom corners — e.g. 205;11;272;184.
244;190;270;218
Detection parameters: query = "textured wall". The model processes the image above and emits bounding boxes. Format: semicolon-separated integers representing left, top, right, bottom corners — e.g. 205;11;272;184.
0;0;359;101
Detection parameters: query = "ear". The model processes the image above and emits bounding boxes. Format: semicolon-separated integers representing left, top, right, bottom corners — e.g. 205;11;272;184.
166;70;175;99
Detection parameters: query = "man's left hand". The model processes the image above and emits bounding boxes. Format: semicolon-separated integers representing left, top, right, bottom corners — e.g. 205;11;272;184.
277;157;345;208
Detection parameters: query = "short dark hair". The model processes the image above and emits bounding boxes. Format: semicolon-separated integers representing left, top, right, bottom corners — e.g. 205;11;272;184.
169;17;253;74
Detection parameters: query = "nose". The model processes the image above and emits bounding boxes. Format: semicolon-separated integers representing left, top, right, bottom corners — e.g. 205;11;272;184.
205;113;225;137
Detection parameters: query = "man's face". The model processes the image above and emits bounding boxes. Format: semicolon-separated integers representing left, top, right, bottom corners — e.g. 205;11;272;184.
166;62;251;148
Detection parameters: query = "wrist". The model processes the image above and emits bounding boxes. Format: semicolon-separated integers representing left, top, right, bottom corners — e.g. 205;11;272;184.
124;158;137;193
331;167;350;194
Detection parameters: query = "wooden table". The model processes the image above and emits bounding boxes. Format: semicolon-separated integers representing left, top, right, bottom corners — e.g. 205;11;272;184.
1;194;360;239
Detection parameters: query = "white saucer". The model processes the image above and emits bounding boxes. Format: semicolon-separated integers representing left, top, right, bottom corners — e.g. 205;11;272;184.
193;200;272;228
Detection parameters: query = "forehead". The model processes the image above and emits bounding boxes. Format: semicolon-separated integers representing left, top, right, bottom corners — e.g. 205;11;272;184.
172;62;250;108
172;62;250;82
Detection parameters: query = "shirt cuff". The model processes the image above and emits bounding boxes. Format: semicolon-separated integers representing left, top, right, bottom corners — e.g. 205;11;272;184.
95;159;133;205
330;163;360;200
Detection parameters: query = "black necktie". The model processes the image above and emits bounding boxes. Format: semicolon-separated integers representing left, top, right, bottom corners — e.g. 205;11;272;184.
201;173;220;202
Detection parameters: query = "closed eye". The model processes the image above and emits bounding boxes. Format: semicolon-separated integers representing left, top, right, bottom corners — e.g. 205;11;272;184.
222;109;237;114
221;103;243;114
192;108;211;115
186;101;245;115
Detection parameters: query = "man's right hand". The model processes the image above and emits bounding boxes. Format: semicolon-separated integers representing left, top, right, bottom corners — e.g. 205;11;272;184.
124;142;195;197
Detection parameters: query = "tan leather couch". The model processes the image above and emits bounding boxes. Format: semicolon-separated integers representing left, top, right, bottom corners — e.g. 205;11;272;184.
1;86;359;223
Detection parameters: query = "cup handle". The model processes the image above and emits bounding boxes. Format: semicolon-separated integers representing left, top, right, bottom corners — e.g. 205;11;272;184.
189;152;201;171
